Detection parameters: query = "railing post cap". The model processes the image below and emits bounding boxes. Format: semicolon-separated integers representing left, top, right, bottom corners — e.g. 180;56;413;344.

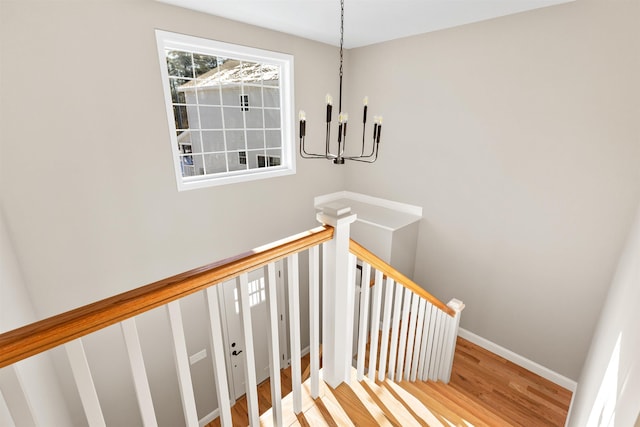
447;298;465;313
316;203;357;227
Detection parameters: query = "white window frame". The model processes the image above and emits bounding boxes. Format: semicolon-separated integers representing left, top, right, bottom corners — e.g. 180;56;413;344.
155;30;296;191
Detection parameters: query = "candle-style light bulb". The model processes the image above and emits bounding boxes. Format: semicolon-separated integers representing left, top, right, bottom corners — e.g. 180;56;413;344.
326;94;333;105
363;96;368;123
326;94;333;123
342;113;348;138
299;110;306;137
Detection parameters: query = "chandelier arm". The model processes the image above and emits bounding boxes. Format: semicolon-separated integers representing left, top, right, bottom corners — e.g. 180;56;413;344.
300;135;336;159
344;144;379;163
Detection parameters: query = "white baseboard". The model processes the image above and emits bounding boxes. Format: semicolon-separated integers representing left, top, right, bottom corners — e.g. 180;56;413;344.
199;408;220;427
458;328;577;392
286;345;310;366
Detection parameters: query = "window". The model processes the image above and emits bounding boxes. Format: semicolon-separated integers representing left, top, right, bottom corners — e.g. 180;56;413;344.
156;30;296;190
233;277;266;314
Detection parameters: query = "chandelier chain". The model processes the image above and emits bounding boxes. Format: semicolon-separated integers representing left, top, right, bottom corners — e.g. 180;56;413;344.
338;0;345;113
339;0;344;80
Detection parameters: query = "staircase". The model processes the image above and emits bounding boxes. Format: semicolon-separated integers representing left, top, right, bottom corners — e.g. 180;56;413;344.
255;337;572;427
1;206;472;427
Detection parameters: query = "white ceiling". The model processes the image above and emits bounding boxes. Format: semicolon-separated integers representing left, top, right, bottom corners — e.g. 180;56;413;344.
158;0;574;49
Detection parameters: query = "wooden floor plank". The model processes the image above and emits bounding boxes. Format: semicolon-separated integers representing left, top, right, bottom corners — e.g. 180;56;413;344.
209;337;572;427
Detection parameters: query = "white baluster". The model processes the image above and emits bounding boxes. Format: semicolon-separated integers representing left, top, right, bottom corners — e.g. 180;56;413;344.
167;301;198;427
377;278;395;382
356;262;372;380
0;365;37;427
367;270;384;381
403;293;420;381
428;309;444;381
309;245;321;399
421;303;436;381
265;263;283;425
205;288;232;427
121;318;158;427
395;287;412;382
237;273;260;425
437;313;452;381
388;283;404;381
287;254;303;414
410;298;427;381
65;339;106;427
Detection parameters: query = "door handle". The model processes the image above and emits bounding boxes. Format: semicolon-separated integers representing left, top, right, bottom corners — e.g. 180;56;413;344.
232;350;243;356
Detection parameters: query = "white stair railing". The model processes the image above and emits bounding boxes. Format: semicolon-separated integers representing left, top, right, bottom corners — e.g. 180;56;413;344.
348;239;465;387
1;205;463;427
0;226;333;427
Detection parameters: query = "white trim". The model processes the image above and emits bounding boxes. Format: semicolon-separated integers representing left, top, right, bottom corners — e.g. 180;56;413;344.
198;408;219;427
286;345;310;366
564;390;577;427
314;191;422;217
457;328;577;391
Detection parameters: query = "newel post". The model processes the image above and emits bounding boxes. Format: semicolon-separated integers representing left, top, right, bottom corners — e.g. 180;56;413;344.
317;204;357;388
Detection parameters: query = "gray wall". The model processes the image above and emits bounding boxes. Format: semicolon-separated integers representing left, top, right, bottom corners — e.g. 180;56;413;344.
0;0;344;425
344;0;640;380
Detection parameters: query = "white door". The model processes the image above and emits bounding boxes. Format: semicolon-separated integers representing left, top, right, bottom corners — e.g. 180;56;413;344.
221;263;287;400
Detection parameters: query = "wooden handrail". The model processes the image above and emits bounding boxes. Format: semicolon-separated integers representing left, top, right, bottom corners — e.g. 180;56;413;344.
0;226;334;369
349;239;456;317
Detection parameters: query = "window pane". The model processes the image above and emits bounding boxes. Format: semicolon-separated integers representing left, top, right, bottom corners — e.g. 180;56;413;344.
193;53;218;77
186;105;200;128
178;130;202;152
227;151;248;172
225;130;245;151
173;106;189;130
264;109;280;129
182;154;204;177
244;87;262;107
265;130;281;148
223;107;243;128
241;61;262;84
199;106;223;129
247;130;264;150
261;65;279;85
263;87;279;108
197;86;221;106
245;108;264;129
266;149;281;165
203;153;227;174
202;131;225;152
166;50;193;78
169;78;190;103
222;86;243;106
247;150;266;169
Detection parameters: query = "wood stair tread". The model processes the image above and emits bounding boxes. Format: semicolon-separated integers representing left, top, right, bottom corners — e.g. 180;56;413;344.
423;380;515;426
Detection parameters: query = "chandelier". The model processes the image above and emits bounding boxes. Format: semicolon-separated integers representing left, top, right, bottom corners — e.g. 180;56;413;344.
298;0;383;164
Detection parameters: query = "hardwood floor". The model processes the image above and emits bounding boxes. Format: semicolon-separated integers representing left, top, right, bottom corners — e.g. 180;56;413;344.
207;337;572;426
